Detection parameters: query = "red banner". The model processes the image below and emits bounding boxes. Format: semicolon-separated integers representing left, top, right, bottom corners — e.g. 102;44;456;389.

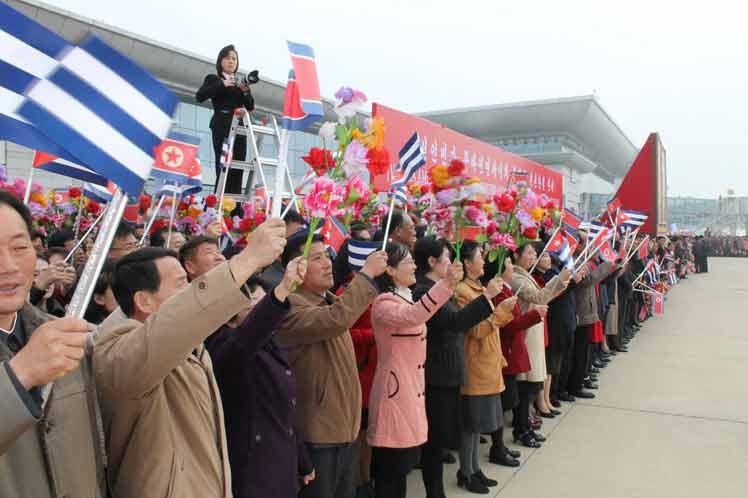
371;103;563;204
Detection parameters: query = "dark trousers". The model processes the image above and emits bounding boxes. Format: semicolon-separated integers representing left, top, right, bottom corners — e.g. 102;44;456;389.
557;334;575;395
375;475;406;498
212;130;246;194
420;440;444;498
568;325;591;393
299;443;357;498
513;381;541;434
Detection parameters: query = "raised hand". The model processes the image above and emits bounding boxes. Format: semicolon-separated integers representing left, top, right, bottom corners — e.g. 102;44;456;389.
276;256;307;301
361;250;388;279
533;304;549;318
8;317;91;389
444;262;464;289
484;276;504;300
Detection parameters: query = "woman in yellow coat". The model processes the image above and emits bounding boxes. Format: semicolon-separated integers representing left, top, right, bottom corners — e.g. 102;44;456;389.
454;241;516;494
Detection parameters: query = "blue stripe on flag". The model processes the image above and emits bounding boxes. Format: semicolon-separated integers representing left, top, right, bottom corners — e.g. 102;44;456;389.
348;239;380;272
167;131;201;146
287;41;315;59
37;159;109;186
392;132;425;190
80;37;178;116
0;59;34;94
19;100;145;196
83;182;113;203
0;3;69;57
48;67;161;157
0;114;77;159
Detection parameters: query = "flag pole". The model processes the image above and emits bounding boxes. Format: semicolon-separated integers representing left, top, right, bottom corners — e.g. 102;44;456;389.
63;205;109;264
272;127;290;218
574;237;606;272
623;235;648;266
66;189;128;318
622;228;640;263
166;192;179;248
23;164;34;204
381;196;396;251
73;195;85;240
528;224;561;275
140;194;167;246
612;208;619;246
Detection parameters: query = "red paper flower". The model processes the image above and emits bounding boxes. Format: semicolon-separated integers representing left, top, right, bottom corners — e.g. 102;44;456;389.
139;194;152;214
252;211;266;226
447;159;466;177
205;194;218;208
366;148;390;177
494;192;516;213
178;200;189;211
543;200;557;210
239;217;253;233
150;218;169;235
302;147;335;176
68;187;82;199
523;226;539;239
223;214;234;232
86;200;101;214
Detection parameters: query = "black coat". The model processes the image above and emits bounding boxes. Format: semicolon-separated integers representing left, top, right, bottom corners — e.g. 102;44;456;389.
206;293;313;498
195;73;255;140
544;266;577;353
412;275;493;388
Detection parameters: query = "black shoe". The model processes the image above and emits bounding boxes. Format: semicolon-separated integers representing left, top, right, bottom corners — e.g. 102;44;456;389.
558;392;576;402
550;408;561;415
592;360;607;369
570;390;596;399
505;447;521;459
605;350;617;356
441;451;456;464
614;346;629;353
584;381;599;390
356;481;375;498
550;398;561;408
529;430;546;442
456;470;489;494
479;436;488;444
588;374;599;382
589;367;601;374
489;451;520;467
537;410;556;419
599;356;611;363
474;470;498;487
513;430;542;448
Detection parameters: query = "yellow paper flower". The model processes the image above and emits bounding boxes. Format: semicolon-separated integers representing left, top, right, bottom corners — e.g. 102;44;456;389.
187;206;203;219
430;165;450;188
222;197;236;213
31;192;47;207
531;207;546;222
466;176;482;185
408;184;422;196
482;203;494;216
358;117;385;150
351;129;362;140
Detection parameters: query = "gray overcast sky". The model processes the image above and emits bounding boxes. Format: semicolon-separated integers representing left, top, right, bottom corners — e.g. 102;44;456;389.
47;0;748;198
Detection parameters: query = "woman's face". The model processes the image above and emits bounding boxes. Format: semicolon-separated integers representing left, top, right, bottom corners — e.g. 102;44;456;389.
464;247;485;279
517;245;537;270
429;247;451;280
537;252;552;272
387;251;417;289
221;51;238;74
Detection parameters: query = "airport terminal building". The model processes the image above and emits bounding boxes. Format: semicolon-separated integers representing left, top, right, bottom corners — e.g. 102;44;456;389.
4;0;638;211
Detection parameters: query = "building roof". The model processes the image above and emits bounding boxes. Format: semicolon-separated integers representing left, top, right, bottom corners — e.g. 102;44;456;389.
419;95;639;178
9;0;344;121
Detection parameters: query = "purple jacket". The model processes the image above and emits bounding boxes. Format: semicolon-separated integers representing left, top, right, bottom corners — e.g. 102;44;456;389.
206;293;313;498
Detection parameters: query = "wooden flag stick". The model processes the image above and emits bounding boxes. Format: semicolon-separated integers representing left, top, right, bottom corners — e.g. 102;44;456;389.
139;194;167;246
528;224;561;275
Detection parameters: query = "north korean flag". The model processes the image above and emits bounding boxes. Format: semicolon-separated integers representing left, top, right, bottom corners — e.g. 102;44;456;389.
638;236;650;260
318;216;348;254
565;231;579;255
598;240;617;263
547;229;566;253
654;293;664;315
152;132;201;186
563;208;583;231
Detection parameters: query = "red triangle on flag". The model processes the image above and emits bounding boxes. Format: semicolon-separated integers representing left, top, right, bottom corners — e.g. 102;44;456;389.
33;151;57;168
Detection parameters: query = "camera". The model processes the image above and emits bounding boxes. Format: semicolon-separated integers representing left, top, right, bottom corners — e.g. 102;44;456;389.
239;70;260;87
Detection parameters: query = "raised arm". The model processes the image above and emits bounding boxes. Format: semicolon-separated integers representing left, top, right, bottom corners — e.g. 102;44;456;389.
373;279;453;330
512;274;567;305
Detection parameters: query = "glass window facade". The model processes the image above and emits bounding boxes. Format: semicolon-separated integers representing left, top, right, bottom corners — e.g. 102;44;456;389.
171;101;324;191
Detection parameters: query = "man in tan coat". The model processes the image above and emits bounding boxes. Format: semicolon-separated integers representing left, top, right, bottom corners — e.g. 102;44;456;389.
0;191;106;498
93;219;288;498
275;233;387;498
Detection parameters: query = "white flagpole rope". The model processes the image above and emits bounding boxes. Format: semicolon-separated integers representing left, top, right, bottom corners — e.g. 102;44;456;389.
381;196;397;251
140;194;167;246
63;204;109;264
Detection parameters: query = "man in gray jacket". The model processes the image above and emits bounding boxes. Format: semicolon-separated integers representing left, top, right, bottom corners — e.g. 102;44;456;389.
568;230;615;399
0;191;106;498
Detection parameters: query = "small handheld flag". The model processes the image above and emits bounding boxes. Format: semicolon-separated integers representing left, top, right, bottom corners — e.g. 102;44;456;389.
348;239;380;272
391;132;426;190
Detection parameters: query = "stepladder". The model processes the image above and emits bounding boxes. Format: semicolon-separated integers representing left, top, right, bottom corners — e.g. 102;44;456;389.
215;108;298;211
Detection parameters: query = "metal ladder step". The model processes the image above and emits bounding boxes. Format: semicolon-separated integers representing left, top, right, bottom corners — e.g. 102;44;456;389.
235;124;276;136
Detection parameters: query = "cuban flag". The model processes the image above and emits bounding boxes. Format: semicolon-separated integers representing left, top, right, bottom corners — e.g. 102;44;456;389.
391;132;426;191
83;181;116;203
621;209;648;230
12;9;178;197
392;185;408;206
151;132;201;188
0;3;85;160
281;42;323;131
348;239;380;272
550;238;575;271
32;150;108;186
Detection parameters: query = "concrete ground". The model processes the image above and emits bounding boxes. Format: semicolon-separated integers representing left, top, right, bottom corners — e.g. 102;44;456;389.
408;257;748;497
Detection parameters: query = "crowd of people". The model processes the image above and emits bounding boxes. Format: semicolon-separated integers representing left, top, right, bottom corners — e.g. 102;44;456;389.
700;235;748;258
1;187;706;498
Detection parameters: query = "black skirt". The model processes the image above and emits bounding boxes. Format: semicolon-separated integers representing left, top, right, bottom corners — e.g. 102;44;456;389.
461;394;502;433
425;385;461;450
371;446;421;479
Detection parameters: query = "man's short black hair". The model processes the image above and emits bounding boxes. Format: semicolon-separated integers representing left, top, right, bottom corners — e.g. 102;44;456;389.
48;229;75;249
30;229;46;243
115;222;135;241
112;247;177;317
284;209;305;226
178;236;218;267
46;247;68;260
381;209;406;233
149;226;168;248
0;190;33;236
282;231;324;267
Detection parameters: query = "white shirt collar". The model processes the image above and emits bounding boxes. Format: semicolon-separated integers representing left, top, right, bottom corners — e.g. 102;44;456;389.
0;312;18;336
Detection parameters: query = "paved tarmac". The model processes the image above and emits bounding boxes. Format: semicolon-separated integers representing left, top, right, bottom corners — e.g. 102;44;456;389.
408;257;748;497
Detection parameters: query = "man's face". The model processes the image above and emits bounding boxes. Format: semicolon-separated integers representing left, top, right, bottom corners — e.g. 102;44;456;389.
109;233;138;260
167;232;186;252
392;216;416;249
184;242;226;279
63;238;75;253
301;242;333;294
139;257;189;316
0;206;36;315
31;236;45;256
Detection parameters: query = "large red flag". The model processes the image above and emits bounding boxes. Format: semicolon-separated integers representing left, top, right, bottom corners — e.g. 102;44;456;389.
546;229;566;253
638;236;650;260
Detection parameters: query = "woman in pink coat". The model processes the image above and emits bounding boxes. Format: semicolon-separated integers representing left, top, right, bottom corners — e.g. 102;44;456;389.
367;242;463;498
